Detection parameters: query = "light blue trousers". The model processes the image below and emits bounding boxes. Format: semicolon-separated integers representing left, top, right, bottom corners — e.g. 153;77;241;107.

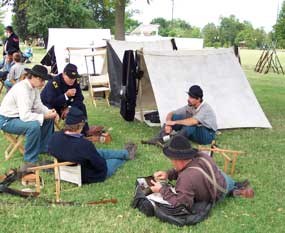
0;115;54;163
97;149;129;177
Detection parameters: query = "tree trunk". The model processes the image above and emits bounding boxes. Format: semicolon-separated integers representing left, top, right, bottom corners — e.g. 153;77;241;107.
115;0;125;40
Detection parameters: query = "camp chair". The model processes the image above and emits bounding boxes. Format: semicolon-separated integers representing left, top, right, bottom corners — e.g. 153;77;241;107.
0;80;5;97
27;158;82;202
2;132;24;160
88;73;111;107
198;144;243;176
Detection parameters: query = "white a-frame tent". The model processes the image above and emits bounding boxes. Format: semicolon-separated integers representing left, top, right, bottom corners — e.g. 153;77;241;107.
135;48;271;129
47;28;111;74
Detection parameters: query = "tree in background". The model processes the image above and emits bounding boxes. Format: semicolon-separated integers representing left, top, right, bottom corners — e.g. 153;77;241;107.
151;17;202;38
235;21;268;49
27;0;96;45
11;0;29;41
274;0;285;48
219;15;243;47
87;0;115;31
0;9;5;40
202;23;220;47
125;11;140;34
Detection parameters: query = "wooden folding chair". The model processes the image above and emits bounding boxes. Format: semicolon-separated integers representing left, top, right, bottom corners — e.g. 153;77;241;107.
28;158;81;202
2;132;25;160
0;80;4;96
198;144;243;176
88;73;111;107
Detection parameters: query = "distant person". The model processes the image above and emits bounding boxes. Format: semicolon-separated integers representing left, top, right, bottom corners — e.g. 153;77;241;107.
0;49;16;81
0;65;58;170
48;107;137;184
5;52;26;89
3;26;20;56
142;85;217;147
23;44;33;63
41;63;98;136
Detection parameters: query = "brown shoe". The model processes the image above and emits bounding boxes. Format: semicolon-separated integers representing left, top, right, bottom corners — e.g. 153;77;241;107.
233;188;254;198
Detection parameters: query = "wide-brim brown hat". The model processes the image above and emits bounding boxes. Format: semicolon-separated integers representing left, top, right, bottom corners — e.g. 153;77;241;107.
163;135;198;160
25;65;50;80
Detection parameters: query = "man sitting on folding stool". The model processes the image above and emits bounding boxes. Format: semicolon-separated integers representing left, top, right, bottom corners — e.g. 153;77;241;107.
0;65;59;170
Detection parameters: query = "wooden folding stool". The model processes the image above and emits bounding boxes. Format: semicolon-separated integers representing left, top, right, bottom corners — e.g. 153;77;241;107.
28;158;81;202
198;144;243;176
2;132;25;160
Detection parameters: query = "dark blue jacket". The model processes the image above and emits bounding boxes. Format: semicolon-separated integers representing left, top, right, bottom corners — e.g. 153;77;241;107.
48;131;107;184
41;74;86;116
4;33;20;55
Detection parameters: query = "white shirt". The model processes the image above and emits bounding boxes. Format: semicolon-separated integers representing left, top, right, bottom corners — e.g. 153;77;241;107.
0;79;49;125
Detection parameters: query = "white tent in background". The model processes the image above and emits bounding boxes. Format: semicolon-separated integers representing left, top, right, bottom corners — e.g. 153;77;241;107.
136;48;271;129
47;28;111;74
125;35;204;50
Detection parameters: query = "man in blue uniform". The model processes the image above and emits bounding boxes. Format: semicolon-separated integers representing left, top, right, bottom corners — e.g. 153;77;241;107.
48;107;137;184
41;63;92;135
3;26;20;56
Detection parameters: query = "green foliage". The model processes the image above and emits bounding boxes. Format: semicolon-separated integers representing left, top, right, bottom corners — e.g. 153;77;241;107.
202;23;220;47
0;10;4;39
86;0;115;32
151;17;201;38
125;11;139;34
27;0;96;39
219;15;244;46
274;0;285;48
11;0;29;40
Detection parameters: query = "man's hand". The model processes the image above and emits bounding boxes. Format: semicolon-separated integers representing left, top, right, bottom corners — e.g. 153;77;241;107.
153;171;168;181
150;180;163;193
44;109;58;120
60;107;69;119
164;125;173;134
166;120;176;126
65;88;76;97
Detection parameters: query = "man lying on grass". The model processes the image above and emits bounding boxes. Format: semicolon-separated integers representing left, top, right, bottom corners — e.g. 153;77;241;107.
150;135;254;208
48;107;137;184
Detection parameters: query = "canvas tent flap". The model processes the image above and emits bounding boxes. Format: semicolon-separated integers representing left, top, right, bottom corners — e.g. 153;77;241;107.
47;28;111;74
107;40;174;105
139;48;271;129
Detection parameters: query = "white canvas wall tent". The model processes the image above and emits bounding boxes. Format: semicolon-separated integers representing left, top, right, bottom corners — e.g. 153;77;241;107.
107;40;271;129
107;39;176;106
44;28;111;74
134;48;271;129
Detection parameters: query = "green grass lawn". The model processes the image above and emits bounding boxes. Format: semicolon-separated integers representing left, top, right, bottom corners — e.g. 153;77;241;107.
0;47;284;233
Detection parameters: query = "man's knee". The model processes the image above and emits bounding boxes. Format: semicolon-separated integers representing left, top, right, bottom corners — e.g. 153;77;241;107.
26;121;41;133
